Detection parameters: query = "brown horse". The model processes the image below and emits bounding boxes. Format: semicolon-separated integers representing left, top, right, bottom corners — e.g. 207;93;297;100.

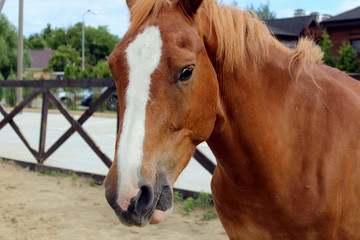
104;0;360;238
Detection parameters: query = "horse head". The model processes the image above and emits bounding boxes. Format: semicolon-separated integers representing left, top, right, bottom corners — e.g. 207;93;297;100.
104;0;218;226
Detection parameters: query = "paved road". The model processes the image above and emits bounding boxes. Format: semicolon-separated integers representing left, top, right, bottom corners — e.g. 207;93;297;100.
0;111;216;193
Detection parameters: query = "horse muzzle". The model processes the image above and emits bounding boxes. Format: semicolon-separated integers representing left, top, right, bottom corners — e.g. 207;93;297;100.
104;175;173;226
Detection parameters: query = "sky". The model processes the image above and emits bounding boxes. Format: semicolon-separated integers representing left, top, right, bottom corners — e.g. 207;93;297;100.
1;0;360;38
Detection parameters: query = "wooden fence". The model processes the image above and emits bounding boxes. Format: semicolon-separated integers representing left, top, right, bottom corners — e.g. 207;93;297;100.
0;79;215;178
1;74;359;176
349;74;360;81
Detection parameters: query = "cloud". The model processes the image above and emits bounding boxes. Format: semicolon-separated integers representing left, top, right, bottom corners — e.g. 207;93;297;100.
333;0;360;14
3;0;359;38
276;9;294;18
2;0;129;37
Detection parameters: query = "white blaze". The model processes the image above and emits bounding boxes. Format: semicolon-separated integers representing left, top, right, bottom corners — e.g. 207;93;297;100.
117;26;163;210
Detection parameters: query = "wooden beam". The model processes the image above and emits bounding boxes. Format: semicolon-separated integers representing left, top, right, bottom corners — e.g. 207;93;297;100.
0;88;42;130
38;89;49;163
78;86;116;124
47;91;113;168
193;149;216;175
43;87;116;162
0;104;38;159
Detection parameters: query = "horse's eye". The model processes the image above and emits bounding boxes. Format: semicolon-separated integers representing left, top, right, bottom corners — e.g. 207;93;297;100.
178;65;195;81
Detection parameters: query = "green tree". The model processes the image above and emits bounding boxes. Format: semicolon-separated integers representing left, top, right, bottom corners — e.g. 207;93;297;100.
26;33;47;49
41;23;53;44
336;42;360;73
67;23;83;51
247;2;276;19
0;14;32;80
64;64;81;79
91;60;112;78
4;72;17;106
63;60;111;79
0;14;18;80
0;72;4;100
35;23;119;68
86;26;119;66
25;22;119;68
47;28;67;50
48;45;81;71
318;30;335;67
230;0;238;7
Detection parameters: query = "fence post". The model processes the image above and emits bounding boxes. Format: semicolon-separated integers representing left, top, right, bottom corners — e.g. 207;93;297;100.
38;89;49;163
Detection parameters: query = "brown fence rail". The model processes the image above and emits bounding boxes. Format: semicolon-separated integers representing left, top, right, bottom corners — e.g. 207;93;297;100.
350;74;360;81
0;79;215;175
0;79;116;167
2;75;358;175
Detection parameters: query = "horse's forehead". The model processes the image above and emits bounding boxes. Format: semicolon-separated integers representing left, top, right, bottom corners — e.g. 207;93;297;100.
157;13;200;48
126;26;163;71
133;12;199;52
110;11;201;86
109;25;162;82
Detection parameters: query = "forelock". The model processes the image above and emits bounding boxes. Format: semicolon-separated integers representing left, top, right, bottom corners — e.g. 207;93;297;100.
127;0;173;36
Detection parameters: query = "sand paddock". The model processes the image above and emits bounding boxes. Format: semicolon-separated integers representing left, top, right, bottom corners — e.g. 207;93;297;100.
0;161;227;240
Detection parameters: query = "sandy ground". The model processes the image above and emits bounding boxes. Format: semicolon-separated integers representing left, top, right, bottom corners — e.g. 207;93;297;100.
0;161;227;240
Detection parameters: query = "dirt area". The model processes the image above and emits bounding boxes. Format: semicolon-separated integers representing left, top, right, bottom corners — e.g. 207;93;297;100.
0;161;227;240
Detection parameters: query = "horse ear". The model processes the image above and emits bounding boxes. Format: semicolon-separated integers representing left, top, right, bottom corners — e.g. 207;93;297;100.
126;0;135;9
179;0;203;16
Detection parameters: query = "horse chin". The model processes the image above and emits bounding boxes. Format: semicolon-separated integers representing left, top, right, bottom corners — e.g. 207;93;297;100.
110;184;173;227
149;184;173;224
150;209;172;224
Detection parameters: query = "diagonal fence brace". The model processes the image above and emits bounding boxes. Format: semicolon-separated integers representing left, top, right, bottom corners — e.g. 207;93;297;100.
47;90;113;168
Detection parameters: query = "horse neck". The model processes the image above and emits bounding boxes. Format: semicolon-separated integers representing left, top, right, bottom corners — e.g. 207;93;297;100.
206;44;293;184
197;5;298;184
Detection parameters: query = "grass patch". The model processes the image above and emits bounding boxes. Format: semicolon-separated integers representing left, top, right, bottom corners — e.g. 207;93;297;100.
202;210;218;221
174;191;184;203
43;171;69;178
41;170;79;179
88;178;96;187
39;170;100;188
71;172;79;180
174;191;218;221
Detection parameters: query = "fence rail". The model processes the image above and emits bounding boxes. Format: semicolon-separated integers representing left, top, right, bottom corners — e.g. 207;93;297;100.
0;79;116;167
0;79;215;176
350;74;360;81
1;74;358;175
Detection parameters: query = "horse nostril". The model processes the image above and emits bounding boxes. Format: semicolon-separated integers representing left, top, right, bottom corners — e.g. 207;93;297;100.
134;184;154;213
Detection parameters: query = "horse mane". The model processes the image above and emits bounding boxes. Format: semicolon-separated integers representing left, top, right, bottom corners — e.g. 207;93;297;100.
201;0;323;75
126;0;323;79
199;1;280;71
